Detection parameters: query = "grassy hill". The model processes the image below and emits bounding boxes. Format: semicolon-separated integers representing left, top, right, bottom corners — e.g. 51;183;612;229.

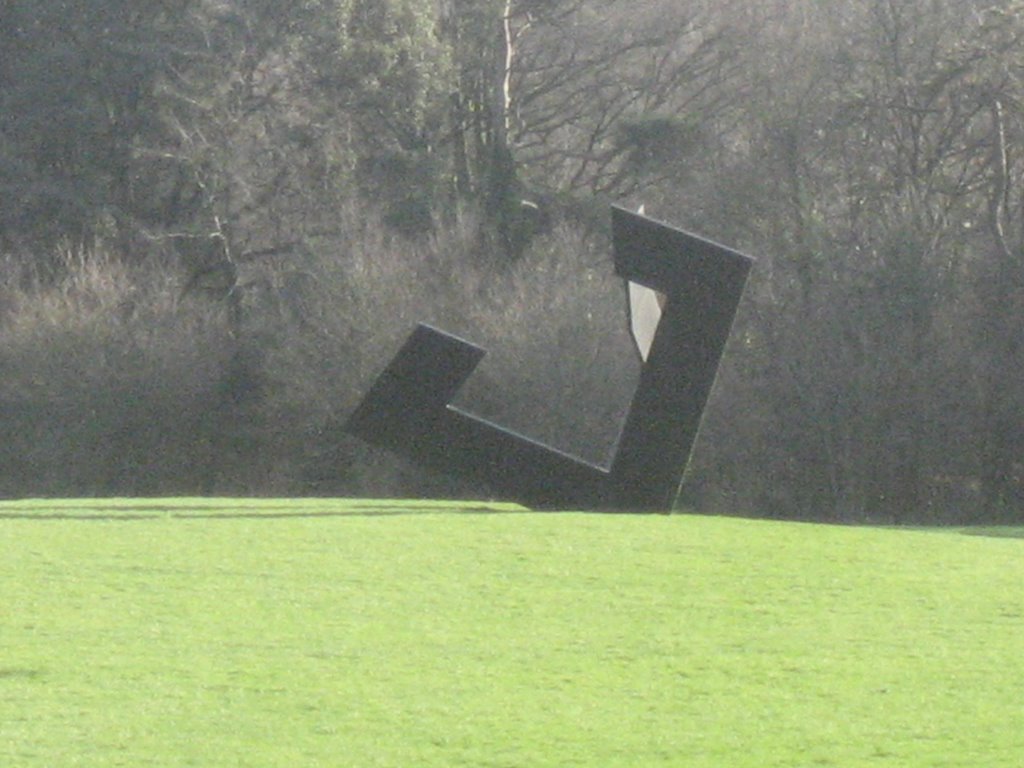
2;499;1022;767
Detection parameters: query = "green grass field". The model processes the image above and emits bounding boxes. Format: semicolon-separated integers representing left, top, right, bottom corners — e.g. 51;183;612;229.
2;498;1022;767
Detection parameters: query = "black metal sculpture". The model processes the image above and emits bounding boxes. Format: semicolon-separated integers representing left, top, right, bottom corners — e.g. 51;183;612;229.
346;206;753;511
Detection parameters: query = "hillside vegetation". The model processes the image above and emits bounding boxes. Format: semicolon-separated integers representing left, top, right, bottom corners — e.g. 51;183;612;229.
2;0;1023;521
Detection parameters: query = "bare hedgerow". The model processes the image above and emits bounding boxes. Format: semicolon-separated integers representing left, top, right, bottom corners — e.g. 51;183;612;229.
263;207;639;496
0;245;238;497
0;209;643;500
452;223;640;466
243;207;479;496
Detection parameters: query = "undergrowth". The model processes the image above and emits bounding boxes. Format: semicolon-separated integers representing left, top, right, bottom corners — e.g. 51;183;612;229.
0;214;637;498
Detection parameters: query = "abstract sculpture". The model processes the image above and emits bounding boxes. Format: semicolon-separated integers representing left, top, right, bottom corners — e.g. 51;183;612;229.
346;206;753;511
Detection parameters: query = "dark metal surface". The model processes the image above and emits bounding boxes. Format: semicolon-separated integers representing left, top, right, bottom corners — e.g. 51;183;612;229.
346;205;753;511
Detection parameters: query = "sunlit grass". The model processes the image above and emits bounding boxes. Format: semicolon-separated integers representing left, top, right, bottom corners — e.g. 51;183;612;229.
2;499;1022;767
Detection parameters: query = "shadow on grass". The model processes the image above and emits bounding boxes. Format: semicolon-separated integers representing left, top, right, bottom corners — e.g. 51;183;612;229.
0;668;43;680
0;499;530;521
959;527;1024;539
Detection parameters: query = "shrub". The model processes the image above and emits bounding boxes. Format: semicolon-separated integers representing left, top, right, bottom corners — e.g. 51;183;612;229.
0;247;238;496
260;208;639;496
0;209;643;500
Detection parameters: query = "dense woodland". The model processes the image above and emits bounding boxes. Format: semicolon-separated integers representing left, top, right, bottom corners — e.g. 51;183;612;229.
1;0;1022;522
